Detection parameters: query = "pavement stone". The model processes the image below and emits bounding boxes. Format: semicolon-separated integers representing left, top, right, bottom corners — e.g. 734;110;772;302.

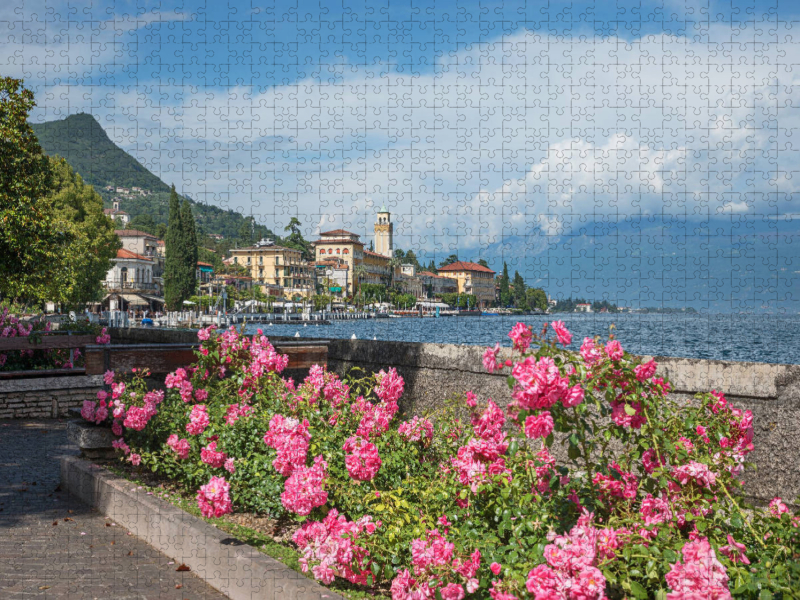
0;419;231;600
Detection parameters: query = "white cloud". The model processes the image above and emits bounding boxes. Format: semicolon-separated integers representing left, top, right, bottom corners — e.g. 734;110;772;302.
6;15;799;251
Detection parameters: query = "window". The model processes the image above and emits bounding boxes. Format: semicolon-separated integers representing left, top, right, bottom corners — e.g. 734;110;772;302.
328;249;333;254
343;248;349;254
234;257;239;264
259;256;263;265
336;248;340;254
276;256;280;265
121;267;128;283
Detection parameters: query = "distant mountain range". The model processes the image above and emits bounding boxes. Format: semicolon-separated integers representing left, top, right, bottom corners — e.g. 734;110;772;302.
31;113;272;241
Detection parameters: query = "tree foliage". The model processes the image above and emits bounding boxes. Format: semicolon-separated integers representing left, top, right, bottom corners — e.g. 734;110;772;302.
281;216;313;261
498;262;511;306
438;254;459;268
0;77;62;304
47;157;121;304
164;187;198;310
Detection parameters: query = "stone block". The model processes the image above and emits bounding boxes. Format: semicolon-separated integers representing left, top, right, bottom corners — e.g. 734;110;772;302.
67;419;116;449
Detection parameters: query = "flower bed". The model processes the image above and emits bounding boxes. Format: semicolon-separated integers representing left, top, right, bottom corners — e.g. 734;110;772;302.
88;323;800;600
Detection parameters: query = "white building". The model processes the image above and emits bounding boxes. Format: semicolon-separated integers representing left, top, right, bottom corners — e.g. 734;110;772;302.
103;249;163;312
575;303;593;313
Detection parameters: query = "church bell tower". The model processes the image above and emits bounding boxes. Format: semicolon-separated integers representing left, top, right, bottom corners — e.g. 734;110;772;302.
374;205;393;257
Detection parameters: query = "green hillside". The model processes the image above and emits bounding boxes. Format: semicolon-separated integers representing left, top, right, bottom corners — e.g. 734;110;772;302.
31;113;272;240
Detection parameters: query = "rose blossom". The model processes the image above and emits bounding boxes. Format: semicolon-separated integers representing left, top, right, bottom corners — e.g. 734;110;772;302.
524;412;554;439
196;475;232;518
508;322;533;351
186;404;210;435
343;436;382;481
605;340;624;361
550;321;572;346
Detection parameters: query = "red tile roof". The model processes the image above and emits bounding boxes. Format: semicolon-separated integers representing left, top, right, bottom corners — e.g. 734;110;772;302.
419;270;449;279
312;238;364;246
363;250;390;259
116;248;152;261
320;229;359;236
197;261;214;267
436;261;495;274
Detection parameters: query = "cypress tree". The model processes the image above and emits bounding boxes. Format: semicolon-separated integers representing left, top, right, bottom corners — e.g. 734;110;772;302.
164;186;185;310
512;270;527;308
499;262;511;306
181;199;198;300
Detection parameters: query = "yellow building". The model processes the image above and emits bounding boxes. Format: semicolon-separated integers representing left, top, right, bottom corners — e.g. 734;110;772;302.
362;250;391;286
229;242;315;298
312;230;365;295
437;261;497;308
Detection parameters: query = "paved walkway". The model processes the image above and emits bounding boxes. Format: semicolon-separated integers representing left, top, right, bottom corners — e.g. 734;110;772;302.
0;420;231;600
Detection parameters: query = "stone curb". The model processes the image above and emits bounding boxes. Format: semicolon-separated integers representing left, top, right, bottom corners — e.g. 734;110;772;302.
60;456;345;600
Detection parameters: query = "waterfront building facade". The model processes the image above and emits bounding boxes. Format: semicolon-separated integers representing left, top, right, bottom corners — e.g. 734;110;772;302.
419;271;458;299
362;250;392;286
312;230;365;296
103;248;163;311
437;261;497;308
229;244;315;299
313;258;349;297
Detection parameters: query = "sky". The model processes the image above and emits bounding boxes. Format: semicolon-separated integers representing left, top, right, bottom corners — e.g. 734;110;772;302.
3;0;799;311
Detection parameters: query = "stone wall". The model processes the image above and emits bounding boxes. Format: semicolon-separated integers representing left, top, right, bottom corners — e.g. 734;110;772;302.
108;328;800;504
0;375;104;419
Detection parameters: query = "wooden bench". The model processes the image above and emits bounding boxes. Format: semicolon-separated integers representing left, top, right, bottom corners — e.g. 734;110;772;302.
0;332;96;379
84;341;328;375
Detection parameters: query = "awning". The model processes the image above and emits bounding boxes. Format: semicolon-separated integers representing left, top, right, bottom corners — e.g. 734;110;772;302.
141;295;165;304
121;294;150;306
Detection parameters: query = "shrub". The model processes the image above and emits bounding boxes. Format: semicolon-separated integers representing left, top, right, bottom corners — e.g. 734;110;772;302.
101;323;800;599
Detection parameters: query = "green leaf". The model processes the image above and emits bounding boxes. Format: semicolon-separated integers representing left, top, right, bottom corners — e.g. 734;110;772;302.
629;581;648;599
568;444;581;460
624;403;637;416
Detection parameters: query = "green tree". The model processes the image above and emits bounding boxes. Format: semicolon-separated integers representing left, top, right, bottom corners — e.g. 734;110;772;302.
181;199;199;299
282;216;313;261
404;249;421;270
164;186;186;310
238;217;254;245
499;262;511;307
128;213;157;235
0;77;63;304
512;270;527;308
439;254;459;268
526;287;548;312
47;157;121;305
478;258;490;268
426;260;437;273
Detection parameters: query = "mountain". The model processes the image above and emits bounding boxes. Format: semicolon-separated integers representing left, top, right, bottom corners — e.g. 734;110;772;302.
31;113;272;241
472;216;800;313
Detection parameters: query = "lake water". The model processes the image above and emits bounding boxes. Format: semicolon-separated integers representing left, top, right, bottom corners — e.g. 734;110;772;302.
243;313;800;365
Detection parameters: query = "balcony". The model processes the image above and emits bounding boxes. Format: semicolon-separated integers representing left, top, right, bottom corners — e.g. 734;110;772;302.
103;280;158;294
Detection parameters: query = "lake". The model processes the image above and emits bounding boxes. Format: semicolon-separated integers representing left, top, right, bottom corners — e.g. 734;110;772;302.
243;313;800;365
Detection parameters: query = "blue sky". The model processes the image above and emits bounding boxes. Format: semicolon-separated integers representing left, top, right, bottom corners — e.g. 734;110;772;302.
2;0;798;310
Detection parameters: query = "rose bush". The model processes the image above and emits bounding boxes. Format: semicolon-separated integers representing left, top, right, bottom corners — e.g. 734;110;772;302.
98;323;800;599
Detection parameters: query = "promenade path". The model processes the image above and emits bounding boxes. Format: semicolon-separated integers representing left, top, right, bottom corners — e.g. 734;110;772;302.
0;419;230;600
